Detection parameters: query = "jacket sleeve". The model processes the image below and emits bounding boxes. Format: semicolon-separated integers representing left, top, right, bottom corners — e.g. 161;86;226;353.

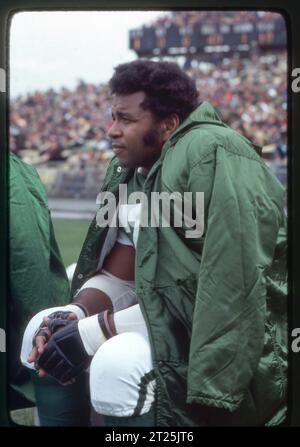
186;144;285;412
9;155;70;326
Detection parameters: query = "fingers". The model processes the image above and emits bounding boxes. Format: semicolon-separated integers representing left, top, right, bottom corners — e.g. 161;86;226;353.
28;344;49;378
28;312;78;377
35;334;51;355
37;368;48;377
35;334;48;355
44;313;77;334
43;314;76;325
28;333;48;363
28;346;39;363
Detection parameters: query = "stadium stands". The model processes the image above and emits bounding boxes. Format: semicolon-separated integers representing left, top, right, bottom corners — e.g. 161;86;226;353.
9;11;287;198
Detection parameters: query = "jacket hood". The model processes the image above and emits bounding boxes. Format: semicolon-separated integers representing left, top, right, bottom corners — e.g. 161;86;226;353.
168;100;262;156
169;101;225;144
183;100;224;124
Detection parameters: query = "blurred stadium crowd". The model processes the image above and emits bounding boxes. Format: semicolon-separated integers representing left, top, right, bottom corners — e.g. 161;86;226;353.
10;52;287;159
150;10;280;28
10;82;113;161
9;11;287;197
187;52;287;150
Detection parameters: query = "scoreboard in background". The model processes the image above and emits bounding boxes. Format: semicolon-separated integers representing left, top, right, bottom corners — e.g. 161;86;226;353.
129;18;286;56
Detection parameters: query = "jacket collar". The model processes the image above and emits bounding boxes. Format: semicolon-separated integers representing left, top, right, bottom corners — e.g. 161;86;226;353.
116;101;262;183
145;101;226;180
165;100;262;156
167;101;226;147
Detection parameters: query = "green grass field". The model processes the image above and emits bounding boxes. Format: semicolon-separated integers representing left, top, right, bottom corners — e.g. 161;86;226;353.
52;218;91;267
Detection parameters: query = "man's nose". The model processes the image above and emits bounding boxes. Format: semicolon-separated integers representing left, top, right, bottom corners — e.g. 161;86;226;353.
108;121;122;139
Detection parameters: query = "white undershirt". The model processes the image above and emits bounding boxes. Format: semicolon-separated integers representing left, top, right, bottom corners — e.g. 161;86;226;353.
117;227;134;246
116;167;145;249
117;203;142;248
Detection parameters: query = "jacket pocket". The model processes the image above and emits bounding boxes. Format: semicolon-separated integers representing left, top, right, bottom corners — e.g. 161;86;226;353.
154;275;197;334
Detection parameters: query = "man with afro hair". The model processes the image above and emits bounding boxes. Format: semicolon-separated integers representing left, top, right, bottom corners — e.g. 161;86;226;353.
22;60;287;427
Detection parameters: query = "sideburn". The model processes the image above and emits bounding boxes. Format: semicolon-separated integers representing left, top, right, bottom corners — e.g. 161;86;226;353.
143;127;162;148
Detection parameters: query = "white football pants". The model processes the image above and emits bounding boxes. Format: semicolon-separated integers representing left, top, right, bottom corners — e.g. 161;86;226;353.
79;271;155;417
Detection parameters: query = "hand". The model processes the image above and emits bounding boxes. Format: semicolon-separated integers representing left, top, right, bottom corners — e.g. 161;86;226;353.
21;304;87;371
36;311;111;384
36;320;91;384
28;310;77;377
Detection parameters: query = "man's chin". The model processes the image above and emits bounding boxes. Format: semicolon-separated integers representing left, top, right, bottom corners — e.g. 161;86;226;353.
116;156;128;167
115;154;135;169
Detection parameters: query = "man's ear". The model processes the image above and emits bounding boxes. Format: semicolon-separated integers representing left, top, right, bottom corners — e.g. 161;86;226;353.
161;113;180;141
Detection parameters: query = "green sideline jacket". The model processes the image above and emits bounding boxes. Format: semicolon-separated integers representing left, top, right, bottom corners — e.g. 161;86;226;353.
9;154;70;409
72;102;287;426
